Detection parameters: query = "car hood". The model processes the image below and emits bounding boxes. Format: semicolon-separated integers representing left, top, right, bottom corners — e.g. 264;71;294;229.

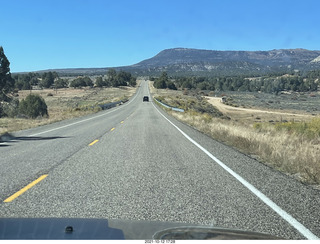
0;218;282;240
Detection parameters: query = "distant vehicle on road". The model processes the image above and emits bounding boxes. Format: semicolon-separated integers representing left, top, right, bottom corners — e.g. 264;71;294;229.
143;96;149;102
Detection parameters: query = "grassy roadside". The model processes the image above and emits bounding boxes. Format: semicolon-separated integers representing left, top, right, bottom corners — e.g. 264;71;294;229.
150;82;320;187
0;84;138;134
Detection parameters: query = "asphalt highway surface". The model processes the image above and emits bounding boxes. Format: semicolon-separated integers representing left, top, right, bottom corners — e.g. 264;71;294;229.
1;80;319;240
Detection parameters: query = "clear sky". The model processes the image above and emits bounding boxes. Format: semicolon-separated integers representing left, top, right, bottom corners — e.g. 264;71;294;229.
1;0;319;72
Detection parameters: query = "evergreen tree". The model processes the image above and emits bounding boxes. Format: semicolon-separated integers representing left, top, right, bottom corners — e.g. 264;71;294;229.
107;68;117;86
54;78;68;88
0;46;14;102
167;81;177;90
19;94;48;118
40;72;56;88
95;76;105;87
83;76;93;87
116;71;130;86
128;77;137;87
154;72;169;89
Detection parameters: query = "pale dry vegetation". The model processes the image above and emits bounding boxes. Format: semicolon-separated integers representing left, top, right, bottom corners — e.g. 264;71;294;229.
0;85;137;134
150;82;320;186
171;112;320;185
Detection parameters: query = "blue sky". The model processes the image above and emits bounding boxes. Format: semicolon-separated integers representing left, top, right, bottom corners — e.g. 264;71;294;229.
1;0;319;72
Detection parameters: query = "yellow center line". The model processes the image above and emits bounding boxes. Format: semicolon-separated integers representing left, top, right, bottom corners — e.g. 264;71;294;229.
89;139;99;146
4;174;48;203
111;127;115;131
120;121;124;124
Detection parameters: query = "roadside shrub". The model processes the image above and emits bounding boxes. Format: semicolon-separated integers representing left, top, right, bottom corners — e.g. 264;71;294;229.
54;78;68;88
1;98;19;117
19;94;48;118
275;118;320;138
253;123;262;130
70;76;93;88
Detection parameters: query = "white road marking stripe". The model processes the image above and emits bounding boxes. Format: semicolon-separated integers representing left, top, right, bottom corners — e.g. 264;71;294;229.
29;87;140;137
152;101;319;240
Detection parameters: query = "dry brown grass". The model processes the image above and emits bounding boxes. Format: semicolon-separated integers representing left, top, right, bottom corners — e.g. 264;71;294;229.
205;96;313;124
171;111;320;185
0;84;138;134
150;83;320;186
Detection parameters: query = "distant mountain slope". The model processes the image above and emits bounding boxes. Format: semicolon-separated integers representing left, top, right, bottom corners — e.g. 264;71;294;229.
129;48;320;76
135;48;320;67
36;48;320;76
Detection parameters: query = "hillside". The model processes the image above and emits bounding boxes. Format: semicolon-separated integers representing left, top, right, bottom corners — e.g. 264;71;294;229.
35;48;320;76
130;48;320;76
137;48;320;67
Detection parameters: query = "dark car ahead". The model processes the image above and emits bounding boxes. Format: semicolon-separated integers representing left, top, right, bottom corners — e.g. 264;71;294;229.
143;96;149;102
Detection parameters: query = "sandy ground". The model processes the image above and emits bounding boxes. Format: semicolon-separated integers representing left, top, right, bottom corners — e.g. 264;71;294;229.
205;96;313;123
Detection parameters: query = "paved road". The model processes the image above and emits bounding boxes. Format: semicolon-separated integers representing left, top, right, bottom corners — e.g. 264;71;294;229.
1;81;319;240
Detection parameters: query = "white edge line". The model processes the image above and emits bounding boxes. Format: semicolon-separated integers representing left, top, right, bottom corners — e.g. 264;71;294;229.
151;101;319;240
29;86;140;137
